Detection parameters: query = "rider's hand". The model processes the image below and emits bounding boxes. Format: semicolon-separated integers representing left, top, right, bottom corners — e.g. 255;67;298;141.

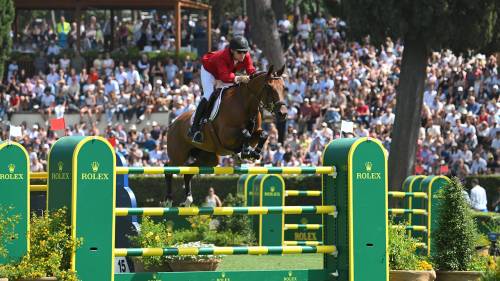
235;75;250;84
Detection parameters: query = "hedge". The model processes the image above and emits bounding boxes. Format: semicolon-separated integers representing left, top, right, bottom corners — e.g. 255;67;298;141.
32;174;499;211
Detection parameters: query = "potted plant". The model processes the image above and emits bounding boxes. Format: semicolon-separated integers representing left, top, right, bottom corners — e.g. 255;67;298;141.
432;177;484;281
128;216;174;272
0;208;81;281
130;196;254;273
130;215;223;272
389;220;436;281
165;241;221;272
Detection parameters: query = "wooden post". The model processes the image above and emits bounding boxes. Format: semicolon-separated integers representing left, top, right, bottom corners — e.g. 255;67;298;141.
175;1;182;58
110;9;115;51
207;8;212;52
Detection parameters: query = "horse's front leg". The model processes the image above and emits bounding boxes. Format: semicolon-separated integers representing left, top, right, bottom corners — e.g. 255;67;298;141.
249;130;268;160
240;129;254;159
182;174;194;207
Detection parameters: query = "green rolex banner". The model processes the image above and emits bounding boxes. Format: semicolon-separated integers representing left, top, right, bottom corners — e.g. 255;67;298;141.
0;141;30;264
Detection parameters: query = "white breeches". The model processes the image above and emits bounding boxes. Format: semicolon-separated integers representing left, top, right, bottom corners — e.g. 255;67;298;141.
200;65;233;100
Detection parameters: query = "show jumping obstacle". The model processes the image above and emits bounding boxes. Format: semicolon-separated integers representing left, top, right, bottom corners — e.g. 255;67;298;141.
0;136;388;281
388;175;450;255
242;173;449;254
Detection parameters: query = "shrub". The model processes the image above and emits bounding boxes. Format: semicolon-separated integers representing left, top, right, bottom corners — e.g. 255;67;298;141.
216;193;255;244
389;220;432;270
432;177;477;271
0;205;20;259
0;208;81;281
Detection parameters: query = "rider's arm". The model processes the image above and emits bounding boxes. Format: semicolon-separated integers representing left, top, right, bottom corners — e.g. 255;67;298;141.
215;60;236;83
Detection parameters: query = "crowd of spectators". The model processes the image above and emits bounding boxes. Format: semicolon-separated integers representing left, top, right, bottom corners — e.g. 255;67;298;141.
0;11;498;184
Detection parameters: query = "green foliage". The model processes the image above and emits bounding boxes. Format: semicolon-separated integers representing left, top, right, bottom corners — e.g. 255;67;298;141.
0;205;20;259
0;208;81;281
432;177;478;271
216;193;255;244
342;0;499;52
128;216;173;268
389;220;433;270
481;258;500;281
0;0;15;80
130;211;251;269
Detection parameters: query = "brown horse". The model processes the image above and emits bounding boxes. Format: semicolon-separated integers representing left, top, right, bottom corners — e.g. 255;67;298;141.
164;65;288;206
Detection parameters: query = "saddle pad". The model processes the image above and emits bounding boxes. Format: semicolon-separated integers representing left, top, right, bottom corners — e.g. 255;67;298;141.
190;87;226;125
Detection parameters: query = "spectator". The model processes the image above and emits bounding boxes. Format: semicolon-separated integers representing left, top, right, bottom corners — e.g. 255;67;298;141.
56;16;71;48
470;179;488;212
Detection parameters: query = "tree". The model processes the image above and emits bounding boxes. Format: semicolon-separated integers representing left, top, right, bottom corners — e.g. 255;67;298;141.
341;0;500;189
247;0;285;67
0;0;14;82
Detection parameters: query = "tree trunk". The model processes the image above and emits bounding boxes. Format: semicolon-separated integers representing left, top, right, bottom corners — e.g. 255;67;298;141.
0;0;14;81
388;35;428;191
247;0;285;68
272;0;286;20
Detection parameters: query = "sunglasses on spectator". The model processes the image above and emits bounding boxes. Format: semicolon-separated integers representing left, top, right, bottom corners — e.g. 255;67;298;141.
236;50;247;54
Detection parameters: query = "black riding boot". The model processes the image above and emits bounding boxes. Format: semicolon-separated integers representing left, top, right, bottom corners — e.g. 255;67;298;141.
188;98;208;143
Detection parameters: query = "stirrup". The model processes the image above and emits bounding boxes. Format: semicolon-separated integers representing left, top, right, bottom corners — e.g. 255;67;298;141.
192;131;203;143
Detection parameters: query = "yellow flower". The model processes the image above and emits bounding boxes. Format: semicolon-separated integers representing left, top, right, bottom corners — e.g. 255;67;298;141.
416;261;433;271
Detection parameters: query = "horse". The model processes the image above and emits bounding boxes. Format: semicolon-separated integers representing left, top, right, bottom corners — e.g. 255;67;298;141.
163;65;288;206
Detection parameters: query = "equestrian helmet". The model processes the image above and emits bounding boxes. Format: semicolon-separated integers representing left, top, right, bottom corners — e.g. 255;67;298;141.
229;36;250;52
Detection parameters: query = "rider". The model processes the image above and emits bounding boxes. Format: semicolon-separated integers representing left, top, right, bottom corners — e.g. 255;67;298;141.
188;36;257;143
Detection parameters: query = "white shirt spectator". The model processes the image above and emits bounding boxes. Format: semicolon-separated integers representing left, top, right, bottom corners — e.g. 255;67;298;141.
470;183;488;211
105;79;120;96
40;93;55;108
127;69;140;85
492;134;500;150
47;43;61;56
470;157;488;175
380;111;395;125
278;18;291;34
46;72;60;86
232;18;246;37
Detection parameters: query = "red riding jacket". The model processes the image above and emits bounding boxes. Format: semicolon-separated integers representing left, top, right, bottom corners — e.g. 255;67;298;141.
202;47;256;83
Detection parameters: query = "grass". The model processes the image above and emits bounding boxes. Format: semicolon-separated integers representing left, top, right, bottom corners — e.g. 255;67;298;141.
217;254;323;271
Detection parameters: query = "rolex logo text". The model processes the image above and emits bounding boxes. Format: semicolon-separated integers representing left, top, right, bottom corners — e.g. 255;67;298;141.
81;161;109;180
284;271;298;281
356;162;381;180
216;272;230;281
51;161;70;180
0;164;24;180
264;186;281;197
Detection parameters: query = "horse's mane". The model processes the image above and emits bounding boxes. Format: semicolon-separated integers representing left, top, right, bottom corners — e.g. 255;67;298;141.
249;71;267;80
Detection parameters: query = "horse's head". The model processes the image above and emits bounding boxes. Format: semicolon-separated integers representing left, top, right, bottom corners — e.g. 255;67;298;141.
262;65;288;122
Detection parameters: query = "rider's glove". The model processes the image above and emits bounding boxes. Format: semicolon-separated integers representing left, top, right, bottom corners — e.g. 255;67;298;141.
235;75;250;84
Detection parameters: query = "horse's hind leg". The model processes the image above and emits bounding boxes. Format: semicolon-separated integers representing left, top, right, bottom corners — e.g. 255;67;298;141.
180;151;219;207
182;174;194;206
163;162;174;207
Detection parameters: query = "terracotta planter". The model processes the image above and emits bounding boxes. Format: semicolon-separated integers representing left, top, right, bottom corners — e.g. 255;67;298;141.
132;258;172;272
390;270;436;281
168;260;220;272
436;271;482;281
14;277;57;281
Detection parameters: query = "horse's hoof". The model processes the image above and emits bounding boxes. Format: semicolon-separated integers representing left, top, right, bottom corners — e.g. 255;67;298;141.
250;150;261;160
181;195;194;207
160;200;173;208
